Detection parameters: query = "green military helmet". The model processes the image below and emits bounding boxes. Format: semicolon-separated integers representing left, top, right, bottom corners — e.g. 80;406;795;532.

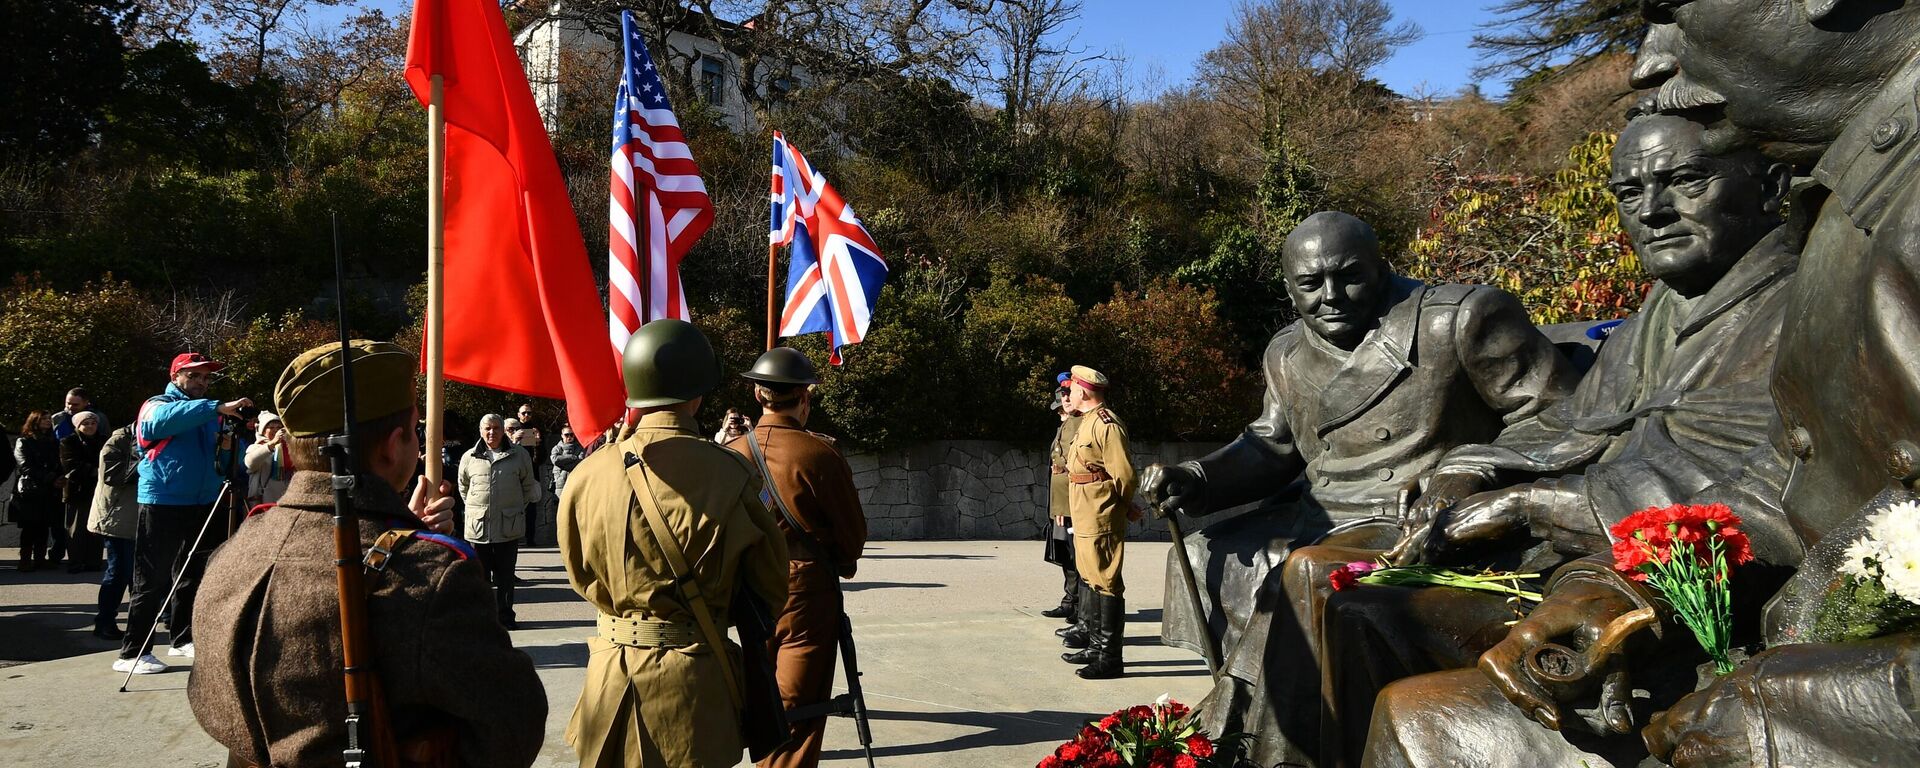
741;346;819;385
621;319;720;408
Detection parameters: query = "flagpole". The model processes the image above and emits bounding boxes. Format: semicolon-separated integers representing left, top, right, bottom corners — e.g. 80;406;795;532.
766;241;778;351
424;73;447;498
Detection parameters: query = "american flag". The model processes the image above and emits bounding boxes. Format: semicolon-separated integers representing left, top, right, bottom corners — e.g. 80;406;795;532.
608;10;711;354
770;131;888;362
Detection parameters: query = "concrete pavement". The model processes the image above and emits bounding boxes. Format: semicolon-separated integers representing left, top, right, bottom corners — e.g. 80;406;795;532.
0;540;1211;767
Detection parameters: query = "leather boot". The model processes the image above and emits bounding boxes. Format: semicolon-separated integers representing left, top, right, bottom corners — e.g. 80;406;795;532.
1059;583;1092;649
1076;593;1125;679
1041;568;1078;619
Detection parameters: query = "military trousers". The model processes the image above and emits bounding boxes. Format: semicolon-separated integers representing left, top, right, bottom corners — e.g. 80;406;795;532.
1070;507;1126;597
760;560;843;768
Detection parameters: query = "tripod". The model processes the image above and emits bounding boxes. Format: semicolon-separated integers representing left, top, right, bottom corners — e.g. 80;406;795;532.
118;481;233;692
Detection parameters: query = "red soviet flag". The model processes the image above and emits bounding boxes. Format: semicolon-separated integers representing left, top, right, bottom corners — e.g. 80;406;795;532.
405;0;624;442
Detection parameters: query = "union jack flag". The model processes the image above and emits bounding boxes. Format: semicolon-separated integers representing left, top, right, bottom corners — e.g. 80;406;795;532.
770;131;888;363
608;10;711;354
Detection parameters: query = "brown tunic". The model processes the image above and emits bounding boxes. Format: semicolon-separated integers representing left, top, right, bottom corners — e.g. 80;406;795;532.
725;411;868;768
1068;406;1136;596
187;471;546;768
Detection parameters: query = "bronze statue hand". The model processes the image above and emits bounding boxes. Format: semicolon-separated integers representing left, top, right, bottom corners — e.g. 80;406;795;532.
1644;664;1754;766
1479;578;1642;733
1141;462;1205;519
1405;471;1484;525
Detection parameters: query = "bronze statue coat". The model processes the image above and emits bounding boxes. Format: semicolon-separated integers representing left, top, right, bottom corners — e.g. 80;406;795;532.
1164;278;1574;655
1435;227;1799;560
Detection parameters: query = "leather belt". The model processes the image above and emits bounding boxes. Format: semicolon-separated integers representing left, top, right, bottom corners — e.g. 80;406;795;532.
1069;469;1112;484
597;613;700;649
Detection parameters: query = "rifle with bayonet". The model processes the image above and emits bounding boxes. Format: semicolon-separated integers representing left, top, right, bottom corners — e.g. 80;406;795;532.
326;213;403;768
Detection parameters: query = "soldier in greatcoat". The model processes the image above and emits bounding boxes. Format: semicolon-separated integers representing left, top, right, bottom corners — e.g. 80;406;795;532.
723;347;867;768
558;320;789;768
188;340;547;768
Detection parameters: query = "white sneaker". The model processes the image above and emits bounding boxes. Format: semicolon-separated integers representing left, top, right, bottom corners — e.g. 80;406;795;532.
167;643;194;658
112;654;168;675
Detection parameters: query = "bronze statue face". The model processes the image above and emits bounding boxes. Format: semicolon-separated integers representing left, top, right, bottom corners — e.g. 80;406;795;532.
1610;115;1784;297
1283;212;1387;350
1638;0;1920;156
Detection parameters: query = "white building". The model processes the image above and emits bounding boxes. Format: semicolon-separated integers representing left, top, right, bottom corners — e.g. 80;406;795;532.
514;5;803;135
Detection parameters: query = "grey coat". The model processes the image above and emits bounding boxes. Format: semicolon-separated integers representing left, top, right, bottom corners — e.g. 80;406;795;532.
88;426;140;539
549;439;584;497
457;442;539;544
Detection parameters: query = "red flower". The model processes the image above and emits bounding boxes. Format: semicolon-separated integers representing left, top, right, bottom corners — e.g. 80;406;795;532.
1329;566;1359;591
1057;742;1083;761
1165;700;1191;719
1097;714;1119;730
1610;503;1751;578
1149;747;1176;767
1174;757;1198;768
1038;757;1063;768
1090;751;1123;768
1187;735;1214;757
1128;705;1154;722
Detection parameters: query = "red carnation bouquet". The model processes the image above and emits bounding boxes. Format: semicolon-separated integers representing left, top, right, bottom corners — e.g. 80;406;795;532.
1609;503;1755;674
1037;695;1248;768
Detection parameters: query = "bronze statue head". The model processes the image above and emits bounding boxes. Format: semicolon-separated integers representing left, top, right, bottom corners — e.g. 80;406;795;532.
1283;211;1390;351
1610;113;1790;297
1637;0;1920;163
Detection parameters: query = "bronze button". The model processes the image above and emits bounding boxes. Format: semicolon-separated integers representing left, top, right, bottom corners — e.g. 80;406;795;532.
1873;117;1909;152
1378;468;1394;481
1889;440;1920;483
1375;427;1391;441
1786;426;1813;460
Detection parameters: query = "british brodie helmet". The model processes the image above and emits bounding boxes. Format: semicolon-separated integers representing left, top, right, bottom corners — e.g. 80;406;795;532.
741;347;820;386
621;319;720;408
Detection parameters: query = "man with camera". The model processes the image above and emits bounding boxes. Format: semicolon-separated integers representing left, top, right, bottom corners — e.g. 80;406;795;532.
115;352;253;674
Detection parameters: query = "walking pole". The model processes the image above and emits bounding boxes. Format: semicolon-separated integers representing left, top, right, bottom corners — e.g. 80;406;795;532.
119;481;232;692
1159;503;1222;679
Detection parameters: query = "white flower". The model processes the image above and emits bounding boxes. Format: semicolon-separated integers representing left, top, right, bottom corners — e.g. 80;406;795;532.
1872;500;1920;541
1883;554;1920;604
1154;692;1171;710
1841;538;1882;580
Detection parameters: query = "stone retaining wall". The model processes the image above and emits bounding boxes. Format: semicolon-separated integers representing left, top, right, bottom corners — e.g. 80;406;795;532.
848;440;1228;541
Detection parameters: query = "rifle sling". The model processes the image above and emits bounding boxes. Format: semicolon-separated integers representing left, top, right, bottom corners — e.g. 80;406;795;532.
743;429;837;570
621;451;745;708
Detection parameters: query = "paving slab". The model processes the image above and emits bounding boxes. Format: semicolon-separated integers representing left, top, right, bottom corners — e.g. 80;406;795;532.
0;540;1209;767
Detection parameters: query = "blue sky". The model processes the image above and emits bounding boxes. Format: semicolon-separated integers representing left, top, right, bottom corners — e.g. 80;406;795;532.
323;0;1506;98
1077;0;1506;98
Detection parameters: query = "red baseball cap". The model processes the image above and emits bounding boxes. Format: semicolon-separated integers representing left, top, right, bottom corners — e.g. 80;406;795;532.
170;352;226;376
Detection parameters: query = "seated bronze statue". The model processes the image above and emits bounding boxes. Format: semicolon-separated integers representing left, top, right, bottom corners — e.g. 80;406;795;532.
1364;2;1920;765
1139;210;1578;767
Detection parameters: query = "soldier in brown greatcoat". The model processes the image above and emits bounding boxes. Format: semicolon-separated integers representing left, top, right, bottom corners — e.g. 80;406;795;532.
723;347;868;768
558;320;790;768
188;340;547;768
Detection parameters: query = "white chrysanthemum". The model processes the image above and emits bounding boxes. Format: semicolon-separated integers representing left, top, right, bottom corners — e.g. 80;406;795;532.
1841;538;1883;580
1872;500;1920;541
1882;554;1920;604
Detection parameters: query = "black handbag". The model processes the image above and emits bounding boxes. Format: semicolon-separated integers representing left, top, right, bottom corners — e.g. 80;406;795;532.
1044;516;1076;567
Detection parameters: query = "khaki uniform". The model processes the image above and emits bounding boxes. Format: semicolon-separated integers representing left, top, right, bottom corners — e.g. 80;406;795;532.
1048;414;1082;519
188;471;547;768
1068;406;1136;596
558;411;789;768
724;412;867;768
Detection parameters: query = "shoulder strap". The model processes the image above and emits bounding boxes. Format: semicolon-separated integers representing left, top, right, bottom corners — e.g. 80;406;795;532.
621;450;744;708
743;429;835;568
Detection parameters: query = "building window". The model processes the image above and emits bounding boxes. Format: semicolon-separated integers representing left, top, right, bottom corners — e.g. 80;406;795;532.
768;76;793;104
700;57;725;104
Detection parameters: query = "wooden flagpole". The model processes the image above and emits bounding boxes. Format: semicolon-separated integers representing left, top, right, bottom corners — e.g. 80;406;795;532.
766;241;778;351
424;73;447;498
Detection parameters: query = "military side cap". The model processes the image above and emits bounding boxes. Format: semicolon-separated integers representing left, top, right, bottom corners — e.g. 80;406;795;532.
275;340;419;437
743;347;819;385
1070;365;1109;390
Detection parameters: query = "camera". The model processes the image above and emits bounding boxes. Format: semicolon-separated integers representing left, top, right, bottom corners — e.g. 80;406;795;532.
235;404;262;421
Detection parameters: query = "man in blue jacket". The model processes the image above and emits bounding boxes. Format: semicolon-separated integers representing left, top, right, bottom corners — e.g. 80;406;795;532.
115;352;254;674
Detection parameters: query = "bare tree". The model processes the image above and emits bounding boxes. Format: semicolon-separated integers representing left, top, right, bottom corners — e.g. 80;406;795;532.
1471;0;1643;81
1197;0;1421;133
983;0;1103;137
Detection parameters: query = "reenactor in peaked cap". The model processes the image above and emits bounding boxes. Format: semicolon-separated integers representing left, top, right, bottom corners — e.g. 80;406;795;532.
1059;365;1137;679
